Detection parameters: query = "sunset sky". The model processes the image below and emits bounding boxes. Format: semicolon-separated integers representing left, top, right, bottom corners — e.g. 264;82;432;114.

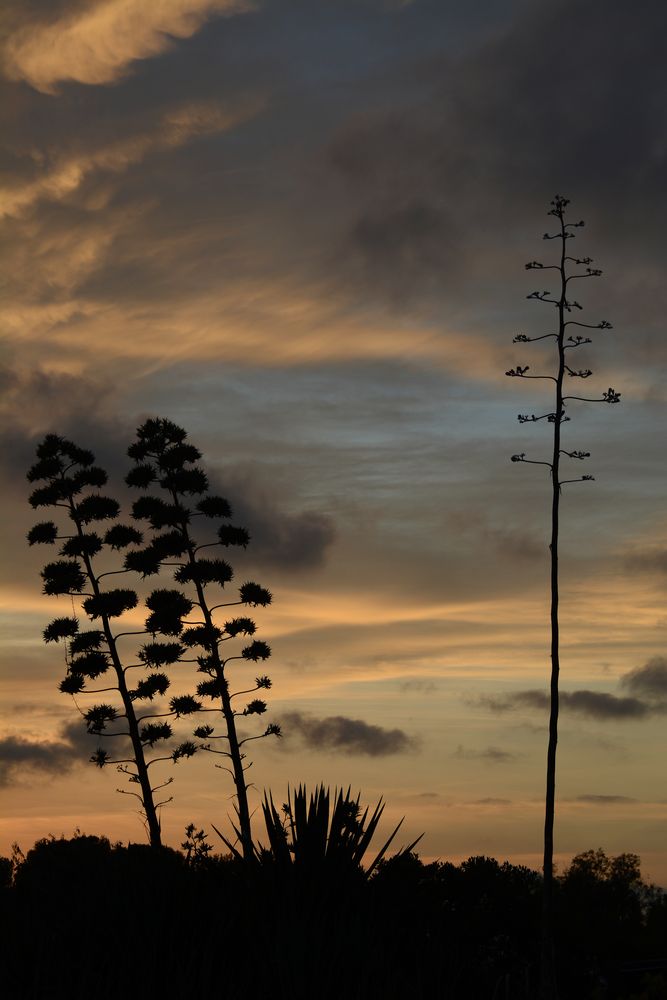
2;0;667;882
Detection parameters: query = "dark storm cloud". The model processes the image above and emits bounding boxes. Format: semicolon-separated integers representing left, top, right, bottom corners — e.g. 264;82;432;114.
479;689;652;720
453;744;517;764
621;657;667;701
0;720;98;787
574;795;637;805
0;362;128;484
281;711;418;756
328;0;667;320
204;467;337;571
0;362;335;580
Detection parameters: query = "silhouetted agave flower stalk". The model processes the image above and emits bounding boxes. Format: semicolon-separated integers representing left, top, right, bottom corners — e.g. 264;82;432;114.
27;435;201;848
506;196;620;998
125;418;277;861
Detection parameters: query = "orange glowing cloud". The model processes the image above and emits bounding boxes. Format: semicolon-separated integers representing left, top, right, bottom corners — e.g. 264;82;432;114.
3;0;252;93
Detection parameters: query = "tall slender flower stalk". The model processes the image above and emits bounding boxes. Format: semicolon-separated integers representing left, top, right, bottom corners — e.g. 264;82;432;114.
27;435;200;847
506;195;620;997
125;418;278;861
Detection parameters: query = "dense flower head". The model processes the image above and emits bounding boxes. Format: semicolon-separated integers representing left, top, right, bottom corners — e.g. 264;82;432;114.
59;673;86;695
242;640;271;662
158;443;202;469
41;560;86;596
125;463;156;489
75;495;120;524
43;616;79;643
170;695;202;717
172;741;198;762
60;533;103;558
217;525;250;548
144;589;193;635
239;581;272;607
27;521;58;545
140;722;172;746
131;672;170;701
84;704;118;734
138;641;184;667
175;558;233;588
132;495;188;529
104;524;143;549
70;650;110;679
224;617;256;637
83;589;138;620
181;624;223;648
160;467;208;495
196;495;232;518
69;630;105;654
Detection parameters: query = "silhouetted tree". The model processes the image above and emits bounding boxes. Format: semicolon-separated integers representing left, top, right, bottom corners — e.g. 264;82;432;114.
506;195;620;997
125;418;278;860
27;435;201;847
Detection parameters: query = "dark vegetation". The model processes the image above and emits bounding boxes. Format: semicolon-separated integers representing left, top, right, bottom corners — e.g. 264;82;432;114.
1;826;666;1000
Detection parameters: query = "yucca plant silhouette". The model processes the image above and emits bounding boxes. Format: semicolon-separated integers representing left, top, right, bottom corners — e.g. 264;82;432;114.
507;195;620;998
27;434;201;847
216;784;421;877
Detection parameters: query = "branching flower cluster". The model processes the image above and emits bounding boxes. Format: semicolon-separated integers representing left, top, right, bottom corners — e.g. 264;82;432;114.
27;420;276;853
506;195;620;996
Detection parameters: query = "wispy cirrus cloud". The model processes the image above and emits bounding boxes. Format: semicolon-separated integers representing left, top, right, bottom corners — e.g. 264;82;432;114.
3;0;251;92
0;98;262;219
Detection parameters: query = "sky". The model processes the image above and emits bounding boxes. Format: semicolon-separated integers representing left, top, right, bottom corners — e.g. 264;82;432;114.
2;0;667;881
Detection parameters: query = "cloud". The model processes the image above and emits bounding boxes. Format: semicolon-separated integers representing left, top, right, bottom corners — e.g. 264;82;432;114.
453;743;517;763
621;657;667;700
399;678;438;694
281;711;419;756
0;721;97;787
574;795;637;805
473;797;511;806
479;689;652;720
3;0;251;92
0;98;261;218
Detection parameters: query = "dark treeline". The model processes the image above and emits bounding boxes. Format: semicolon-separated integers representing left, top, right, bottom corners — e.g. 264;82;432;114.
2;831;667;1000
